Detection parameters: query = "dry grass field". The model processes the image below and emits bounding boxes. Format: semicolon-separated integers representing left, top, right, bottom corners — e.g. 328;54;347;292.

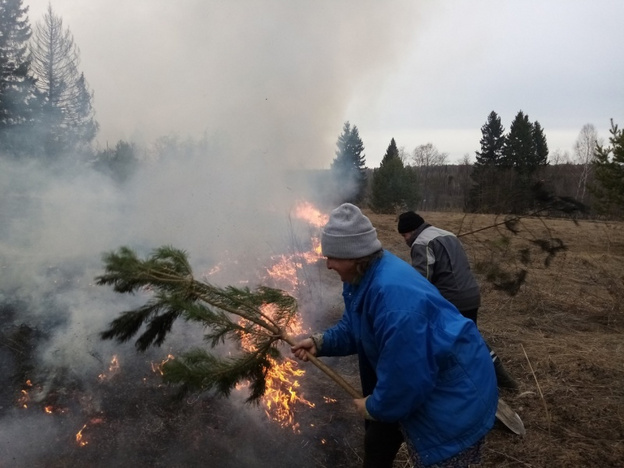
364;210;624;468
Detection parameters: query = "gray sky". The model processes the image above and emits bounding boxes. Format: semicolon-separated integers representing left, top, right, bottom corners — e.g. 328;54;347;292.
25;0;624;168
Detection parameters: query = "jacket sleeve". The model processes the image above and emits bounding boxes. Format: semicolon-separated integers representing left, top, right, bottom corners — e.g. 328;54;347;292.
318;310;357;357
410;242;433;281
365;293;438;422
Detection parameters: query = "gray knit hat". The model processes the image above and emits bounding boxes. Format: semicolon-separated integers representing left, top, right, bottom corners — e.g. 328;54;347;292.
321;203;382;259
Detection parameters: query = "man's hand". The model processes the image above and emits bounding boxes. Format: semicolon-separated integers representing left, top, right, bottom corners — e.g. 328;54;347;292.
354;396;374;420
290;337;317;362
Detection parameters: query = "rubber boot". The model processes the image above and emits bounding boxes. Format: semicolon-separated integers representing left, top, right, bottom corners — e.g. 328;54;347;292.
486;343;519;390
492;354;519;391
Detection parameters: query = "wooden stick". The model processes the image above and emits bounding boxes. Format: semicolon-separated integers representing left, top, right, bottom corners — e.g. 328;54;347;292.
281;334;362;399
305;353;362;399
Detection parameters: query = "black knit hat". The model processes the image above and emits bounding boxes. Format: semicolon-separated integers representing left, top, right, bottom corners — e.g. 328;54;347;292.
397;211;425;234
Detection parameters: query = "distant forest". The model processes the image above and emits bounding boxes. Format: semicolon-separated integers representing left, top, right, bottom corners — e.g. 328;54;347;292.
326;117;624;220
362;163;597;216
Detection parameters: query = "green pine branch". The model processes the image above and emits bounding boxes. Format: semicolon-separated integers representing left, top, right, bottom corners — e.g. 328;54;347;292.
96;245;361;402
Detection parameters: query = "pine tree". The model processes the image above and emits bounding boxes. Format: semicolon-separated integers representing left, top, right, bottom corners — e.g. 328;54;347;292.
590;119;624;216
29;4;98;157
369;138;417;213
330;121;367;204
0;0;40;154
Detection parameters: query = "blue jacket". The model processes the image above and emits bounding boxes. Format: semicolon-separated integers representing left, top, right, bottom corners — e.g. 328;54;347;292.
319;251;497;466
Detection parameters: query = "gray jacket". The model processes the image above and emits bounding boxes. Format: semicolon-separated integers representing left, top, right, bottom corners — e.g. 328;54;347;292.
408;224;481;312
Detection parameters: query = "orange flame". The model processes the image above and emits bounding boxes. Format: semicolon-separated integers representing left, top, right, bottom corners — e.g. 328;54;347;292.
75;424;88;447
246;202;331;430
262;356;315;432
222;201;329;431
18;389;29;409
17;380;33;409
265;255;302;291
74;418;104;447
151;354;175;375
98;355;120;382
241;201;328;432
235;260;318;431
238;305;315;433
300;237;323;264
292;201;328;228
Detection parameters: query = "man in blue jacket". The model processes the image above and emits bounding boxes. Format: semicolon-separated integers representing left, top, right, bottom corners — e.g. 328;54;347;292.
292;203;497;468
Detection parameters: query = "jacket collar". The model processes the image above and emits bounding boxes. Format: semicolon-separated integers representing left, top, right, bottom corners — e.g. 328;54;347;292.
407;223;431;245
344;251;385;312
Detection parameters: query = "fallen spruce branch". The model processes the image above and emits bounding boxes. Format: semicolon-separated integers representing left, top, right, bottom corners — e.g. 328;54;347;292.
96;245;361;401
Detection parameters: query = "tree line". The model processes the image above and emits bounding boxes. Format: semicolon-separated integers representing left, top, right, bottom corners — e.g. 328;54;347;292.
0;1;99;158
1;0;138;181
2;1;622;218
329;114;624;219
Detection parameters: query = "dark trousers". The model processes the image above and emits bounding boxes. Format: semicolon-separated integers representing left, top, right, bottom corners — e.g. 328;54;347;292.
460;307;478;325
363;420;404;468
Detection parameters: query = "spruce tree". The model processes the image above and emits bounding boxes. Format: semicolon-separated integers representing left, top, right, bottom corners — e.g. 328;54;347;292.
590;119;624;216
475;111;505;167
0;0;40;155
501;111;550;213
502;110;536;174
330;121;367;204
468;111;506;212
369;138;417;213
29;4;98;157
532;121;549;168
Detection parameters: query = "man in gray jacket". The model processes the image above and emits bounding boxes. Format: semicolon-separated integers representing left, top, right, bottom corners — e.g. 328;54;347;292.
398;211;518;390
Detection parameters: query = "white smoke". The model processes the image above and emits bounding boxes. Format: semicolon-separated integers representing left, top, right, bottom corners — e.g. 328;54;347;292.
1;1;422;464
26;0;421;169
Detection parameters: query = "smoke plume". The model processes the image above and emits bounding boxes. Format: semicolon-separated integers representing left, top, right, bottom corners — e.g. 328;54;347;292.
0;1;421;465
